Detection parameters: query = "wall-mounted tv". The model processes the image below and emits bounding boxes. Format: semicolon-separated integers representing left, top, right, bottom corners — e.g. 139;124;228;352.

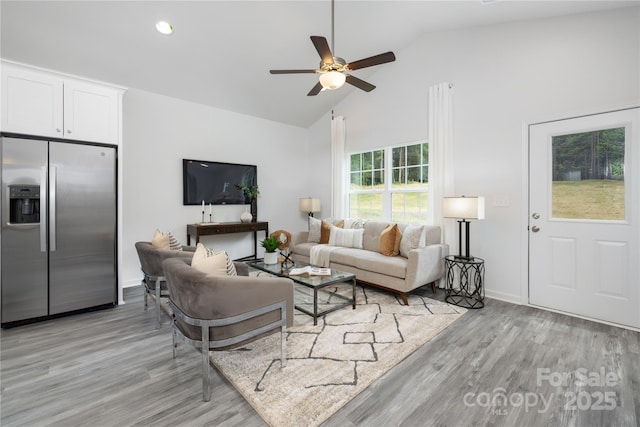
182;159;257;205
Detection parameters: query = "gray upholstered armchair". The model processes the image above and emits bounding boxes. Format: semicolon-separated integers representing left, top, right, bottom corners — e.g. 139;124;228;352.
162;257;294;402
134;241;195;328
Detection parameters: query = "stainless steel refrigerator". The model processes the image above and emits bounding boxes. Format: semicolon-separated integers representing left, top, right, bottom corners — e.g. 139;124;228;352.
1;136;117;326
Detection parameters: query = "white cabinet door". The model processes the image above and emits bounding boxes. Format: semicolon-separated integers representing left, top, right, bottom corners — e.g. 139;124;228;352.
64;80;119;145
1;65;64;138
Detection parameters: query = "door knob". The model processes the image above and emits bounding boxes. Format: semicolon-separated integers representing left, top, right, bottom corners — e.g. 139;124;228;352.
532;213;540;219
531;225;540;232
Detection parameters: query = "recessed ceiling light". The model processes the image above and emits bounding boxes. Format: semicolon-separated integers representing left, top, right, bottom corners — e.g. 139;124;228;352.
156;21;173;35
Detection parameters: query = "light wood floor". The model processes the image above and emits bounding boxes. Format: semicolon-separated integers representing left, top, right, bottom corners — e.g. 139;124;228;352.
1;285;638;426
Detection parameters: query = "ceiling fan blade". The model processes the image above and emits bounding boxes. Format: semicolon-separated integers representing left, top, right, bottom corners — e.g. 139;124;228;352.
310;36;334;65
345;74;376;92
307;81;323;96
270;69;317;74
347;51;396;71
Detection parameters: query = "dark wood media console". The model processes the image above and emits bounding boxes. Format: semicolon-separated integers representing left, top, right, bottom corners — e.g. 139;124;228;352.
186;221;269;261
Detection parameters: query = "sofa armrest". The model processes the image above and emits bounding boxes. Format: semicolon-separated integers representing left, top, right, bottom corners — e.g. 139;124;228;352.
405;244;449;289
291;231;309;251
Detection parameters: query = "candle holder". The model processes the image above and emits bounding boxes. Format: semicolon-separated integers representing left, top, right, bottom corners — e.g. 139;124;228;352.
201;211;205;223
209;213;212;223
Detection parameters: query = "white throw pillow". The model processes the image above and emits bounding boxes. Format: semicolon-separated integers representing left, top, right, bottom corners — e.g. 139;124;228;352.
191;243;237;276
307;216;322;243
328;226;364;249
399;225;425;258
343;218;367;229
151;229;183;251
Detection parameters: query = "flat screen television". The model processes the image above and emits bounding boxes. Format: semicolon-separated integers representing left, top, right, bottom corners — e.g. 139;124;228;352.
182;159;257;205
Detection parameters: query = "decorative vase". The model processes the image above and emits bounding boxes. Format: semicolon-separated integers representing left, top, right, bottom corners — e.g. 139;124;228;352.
240;207;252;223
263;251;278;265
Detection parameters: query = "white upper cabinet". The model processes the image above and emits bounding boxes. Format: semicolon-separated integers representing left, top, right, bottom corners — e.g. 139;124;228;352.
1;61;124;145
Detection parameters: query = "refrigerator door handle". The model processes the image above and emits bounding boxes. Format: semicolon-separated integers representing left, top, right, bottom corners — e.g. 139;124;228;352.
40;165;47;252
49;165;56;252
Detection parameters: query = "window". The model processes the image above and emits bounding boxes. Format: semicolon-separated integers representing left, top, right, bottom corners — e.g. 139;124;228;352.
349;142;429;223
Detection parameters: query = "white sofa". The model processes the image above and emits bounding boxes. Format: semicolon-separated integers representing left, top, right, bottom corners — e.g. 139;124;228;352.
290;219;448;304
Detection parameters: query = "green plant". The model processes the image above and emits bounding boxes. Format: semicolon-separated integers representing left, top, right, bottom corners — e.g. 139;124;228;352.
236;183;259;200
260;236;281;253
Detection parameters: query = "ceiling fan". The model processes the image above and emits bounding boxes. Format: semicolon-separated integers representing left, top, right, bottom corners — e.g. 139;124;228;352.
269;0;396;96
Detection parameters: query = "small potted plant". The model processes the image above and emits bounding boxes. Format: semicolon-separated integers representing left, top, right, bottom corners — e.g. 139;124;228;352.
236;183;259;222
260;236;281;264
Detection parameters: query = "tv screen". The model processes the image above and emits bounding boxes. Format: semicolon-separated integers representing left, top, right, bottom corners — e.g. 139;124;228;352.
183;159;257;205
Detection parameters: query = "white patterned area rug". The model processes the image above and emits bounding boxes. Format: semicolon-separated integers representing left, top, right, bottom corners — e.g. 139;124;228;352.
208;285;467;427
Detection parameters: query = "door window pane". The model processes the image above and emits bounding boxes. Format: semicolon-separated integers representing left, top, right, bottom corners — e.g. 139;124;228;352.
552;127;625;220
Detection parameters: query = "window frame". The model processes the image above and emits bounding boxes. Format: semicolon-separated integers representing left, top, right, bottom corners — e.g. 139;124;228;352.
348;141;429;222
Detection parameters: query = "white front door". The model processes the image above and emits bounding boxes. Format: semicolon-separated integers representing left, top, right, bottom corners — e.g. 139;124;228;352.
529;107;639;329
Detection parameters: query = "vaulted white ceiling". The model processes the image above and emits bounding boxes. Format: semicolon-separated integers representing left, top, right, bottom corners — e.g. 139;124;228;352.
2;1;637;128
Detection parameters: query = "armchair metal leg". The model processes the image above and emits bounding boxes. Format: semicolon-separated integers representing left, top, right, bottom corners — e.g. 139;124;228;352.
172;325;178;359
202;325;211;402
280;326;287;368
155;277;162;329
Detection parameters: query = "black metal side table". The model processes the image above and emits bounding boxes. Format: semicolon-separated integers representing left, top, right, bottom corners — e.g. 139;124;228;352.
444;255;485;309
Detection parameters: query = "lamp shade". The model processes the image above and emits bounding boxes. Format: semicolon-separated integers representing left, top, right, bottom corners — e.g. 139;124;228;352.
442;196;485;220
319;71;346;90
299;197;321;213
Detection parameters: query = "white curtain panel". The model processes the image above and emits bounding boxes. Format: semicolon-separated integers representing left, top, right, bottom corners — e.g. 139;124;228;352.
427;83;456;258
331;115;347;219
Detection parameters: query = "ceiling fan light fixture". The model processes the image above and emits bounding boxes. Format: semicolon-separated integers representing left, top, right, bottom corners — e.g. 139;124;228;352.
155;21;173;35
319;71;346;90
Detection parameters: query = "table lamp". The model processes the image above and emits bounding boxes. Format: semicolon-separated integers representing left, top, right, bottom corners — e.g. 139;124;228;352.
443;196;485;259
299;197;321;217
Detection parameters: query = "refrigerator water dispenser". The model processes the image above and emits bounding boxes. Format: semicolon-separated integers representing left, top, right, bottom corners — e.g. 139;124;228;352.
9;185;40;224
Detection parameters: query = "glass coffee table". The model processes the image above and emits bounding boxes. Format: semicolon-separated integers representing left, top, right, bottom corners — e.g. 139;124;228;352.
248;261;356;325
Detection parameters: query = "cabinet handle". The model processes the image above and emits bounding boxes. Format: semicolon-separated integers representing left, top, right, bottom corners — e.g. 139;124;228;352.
66;129;72;134
56;128;61;133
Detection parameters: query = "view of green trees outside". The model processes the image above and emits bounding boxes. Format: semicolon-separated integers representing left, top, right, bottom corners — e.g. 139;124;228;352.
552;127;625;220
349;142;429;222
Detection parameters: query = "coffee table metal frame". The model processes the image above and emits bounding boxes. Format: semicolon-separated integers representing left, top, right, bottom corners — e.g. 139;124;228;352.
248;261;356;325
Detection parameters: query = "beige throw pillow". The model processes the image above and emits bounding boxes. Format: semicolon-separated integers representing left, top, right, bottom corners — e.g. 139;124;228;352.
399;225;425;258
151;229;183;251
191;243;237;276
379;224;402;256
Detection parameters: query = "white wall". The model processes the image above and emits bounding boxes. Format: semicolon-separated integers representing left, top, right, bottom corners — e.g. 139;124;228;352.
309;7;640;303
122;89;313;287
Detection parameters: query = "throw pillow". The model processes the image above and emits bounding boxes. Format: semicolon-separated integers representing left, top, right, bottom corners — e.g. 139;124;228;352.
319;219;343;244
344;218;367;229
379;224;402;256
151;229;183;251
191;243;237;276
399;225;425;258
328;226;364;249
307;216;321;243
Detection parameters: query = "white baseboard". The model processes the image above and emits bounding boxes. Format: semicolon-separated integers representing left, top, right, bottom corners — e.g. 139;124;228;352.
124;279;143;288
484;289;522;305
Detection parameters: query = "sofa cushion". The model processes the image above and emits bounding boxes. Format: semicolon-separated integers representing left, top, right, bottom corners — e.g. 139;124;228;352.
328;226;364;249
192;243;237;276
424;225;442;245
379;224;402;256
329;247;407;279
362;221;391;253
399;225;425;258
292;242;315;258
